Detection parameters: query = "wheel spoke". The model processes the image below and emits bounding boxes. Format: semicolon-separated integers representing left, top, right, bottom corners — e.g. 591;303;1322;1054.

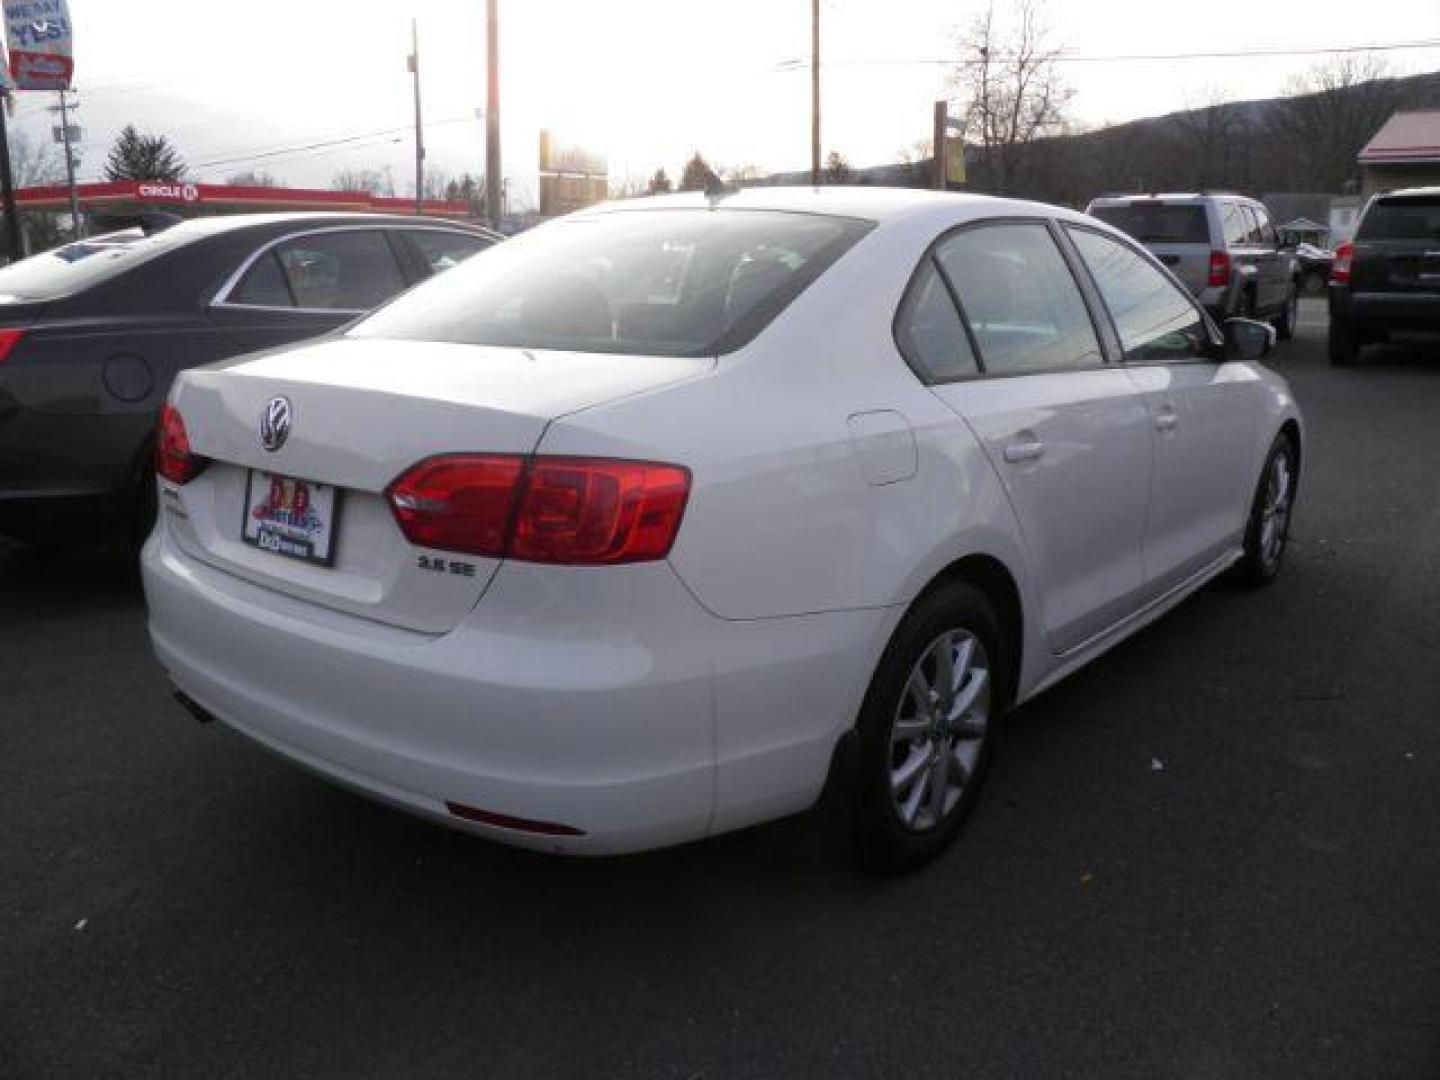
891;745;931;793
893;715;931;741
949;666;989;723
950;743;973;783
926;746;950;823
932;635;955;711
901;751;933;822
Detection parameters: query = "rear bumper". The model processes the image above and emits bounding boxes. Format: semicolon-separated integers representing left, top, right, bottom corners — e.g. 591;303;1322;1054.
1329;285;1440;332
142;524;891;855
0;392;152;539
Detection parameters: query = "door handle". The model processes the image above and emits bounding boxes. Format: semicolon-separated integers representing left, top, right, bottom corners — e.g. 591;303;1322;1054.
1154;406;1179;433
1003;440;1045;464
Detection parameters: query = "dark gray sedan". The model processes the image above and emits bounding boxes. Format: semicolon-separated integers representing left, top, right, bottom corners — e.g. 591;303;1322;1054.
0;212;498;548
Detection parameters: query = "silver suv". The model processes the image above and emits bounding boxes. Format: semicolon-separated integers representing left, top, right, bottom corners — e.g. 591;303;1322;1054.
1086;193;1299;340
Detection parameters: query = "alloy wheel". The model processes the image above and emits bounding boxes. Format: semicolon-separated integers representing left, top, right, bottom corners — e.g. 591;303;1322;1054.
889;629;991;832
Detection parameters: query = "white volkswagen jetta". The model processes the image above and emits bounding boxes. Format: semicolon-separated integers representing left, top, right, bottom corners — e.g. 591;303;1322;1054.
143;188;1301;870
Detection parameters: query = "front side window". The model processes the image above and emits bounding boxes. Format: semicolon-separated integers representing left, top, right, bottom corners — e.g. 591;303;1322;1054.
935;222;1102;376
1068;227;1209;364
894;259;978;382
351;209;872;357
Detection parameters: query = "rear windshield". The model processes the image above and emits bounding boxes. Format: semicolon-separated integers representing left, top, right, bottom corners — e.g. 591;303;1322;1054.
1357;196;1440;241
0;225;198;301
1089;204;1210;244
349;208;873;356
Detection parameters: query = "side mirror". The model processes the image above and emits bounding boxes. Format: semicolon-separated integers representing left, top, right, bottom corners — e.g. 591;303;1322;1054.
1224;317;1275;362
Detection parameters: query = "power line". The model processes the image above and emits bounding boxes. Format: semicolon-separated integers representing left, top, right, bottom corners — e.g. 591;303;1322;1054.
774;37;1440;69
189;116;474;172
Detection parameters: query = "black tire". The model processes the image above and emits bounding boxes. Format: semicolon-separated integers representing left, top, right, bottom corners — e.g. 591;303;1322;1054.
1329;319;1359;366
1273;284;1299;342
854;581;1009;874
1234;433;1297;588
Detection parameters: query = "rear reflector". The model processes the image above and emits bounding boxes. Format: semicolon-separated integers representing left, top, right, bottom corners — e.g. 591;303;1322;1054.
387;454;691;565
154;403;208;484
445;801;586;836
0;327;23;365
1331;240;1354;285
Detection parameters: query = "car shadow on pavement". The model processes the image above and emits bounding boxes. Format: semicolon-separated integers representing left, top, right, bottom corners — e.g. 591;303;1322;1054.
0;540;143;612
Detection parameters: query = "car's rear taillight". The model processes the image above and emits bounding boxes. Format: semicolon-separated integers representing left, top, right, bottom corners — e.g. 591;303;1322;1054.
386;454;691;565
386;454;525;557
0;327;25;365
1207;250;1231;288
1331;240;1354;285
155;404;208;484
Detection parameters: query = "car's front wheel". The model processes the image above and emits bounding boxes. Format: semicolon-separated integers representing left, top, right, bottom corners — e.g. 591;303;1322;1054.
1235;433;1297;587
854;582;1007;873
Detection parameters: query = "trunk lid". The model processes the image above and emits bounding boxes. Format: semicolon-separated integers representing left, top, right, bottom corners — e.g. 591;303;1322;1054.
164;336;712;632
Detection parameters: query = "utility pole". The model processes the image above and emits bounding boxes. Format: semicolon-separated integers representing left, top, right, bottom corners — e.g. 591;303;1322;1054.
409;18;425;214
48;90;82;239
933;100;947;190
485;0;502;229
810;0;820;186
0;104;24;262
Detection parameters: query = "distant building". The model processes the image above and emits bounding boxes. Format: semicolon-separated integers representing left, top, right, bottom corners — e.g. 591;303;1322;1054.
1357;109;1440;200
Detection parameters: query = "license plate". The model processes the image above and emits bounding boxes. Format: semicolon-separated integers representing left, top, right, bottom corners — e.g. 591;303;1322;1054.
241;470;340;566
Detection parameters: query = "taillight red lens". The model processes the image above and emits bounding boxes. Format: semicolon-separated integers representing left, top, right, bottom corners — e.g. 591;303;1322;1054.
1207;250;1231;288
154;404;207;484
0;327;24;365
386;454;525;557
511;458;691;564
1331;241;1354;284
386;454;691;565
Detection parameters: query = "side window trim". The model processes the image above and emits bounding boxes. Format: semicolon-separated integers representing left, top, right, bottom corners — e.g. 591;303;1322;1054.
1062;221;1223;365
893;215;1115;385
211;226;400;315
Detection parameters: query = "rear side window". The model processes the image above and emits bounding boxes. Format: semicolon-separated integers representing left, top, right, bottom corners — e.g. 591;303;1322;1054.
407;230;491;274
230;252;293;307
1068;227;1208;364
1221;203;1251;246
894;259;978;382
1089;204;1209;244
936;222;1103;376
1358;197;1440;241
273;231;406;310
351;209;872;357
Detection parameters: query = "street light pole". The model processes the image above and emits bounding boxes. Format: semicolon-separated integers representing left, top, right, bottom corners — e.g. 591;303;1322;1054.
810;0;820;186
485;0;502;229
409;18;425;215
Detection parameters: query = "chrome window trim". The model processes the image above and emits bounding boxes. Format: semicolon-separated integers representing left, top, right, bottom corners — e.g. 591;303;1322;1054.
210;224;487;315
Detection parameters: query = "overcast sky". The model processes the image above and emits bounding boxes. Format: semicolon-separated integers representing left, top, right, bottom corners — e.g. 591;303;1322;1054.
10;0;1440;207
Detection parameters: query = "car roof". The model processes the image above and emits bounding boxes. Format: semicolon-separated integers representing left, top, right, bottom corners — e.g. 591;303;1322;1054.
153;212;498;243
574;185;1088;230
1088;192;1252;205
1374;186;1440;200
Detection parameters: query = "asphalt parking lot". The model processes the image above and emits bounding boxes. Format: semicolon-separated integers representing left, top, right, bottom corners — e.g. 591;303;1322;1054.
3;300;1439;1079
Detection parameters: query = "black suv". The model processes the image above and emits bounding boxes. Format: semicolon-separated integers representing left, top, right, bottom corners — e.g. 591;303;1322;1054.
1329;187;1440;365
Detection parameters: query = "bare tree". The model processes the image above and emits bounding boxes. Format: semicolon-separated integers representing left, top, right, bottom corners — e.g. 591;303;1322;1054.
951;0;1072;196
331;167;395;196
822;151;855;185
1171;91;1250;191
11;130;61;187
226;170;281;187
1267;55;1403;191
721;163;765;187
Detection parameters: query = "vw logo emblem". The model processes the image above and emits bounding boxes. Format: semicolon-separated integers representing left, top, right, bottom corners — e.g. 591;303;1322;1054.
259;396;292;452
